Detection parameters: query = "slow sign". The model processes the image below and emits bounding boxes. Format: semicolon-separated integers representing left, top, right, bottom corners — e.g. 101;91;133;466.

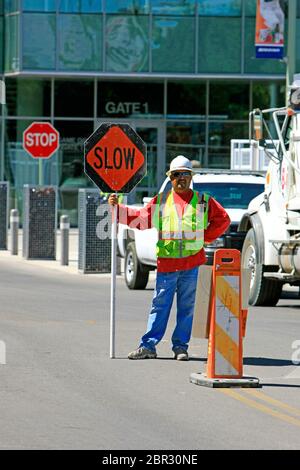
84;123;147;193
84;123;147;359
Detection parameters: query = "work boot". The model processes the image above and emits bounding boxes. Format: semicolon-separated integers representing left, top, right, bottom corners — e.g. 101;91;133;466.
173;348;189;361
128;346;157;360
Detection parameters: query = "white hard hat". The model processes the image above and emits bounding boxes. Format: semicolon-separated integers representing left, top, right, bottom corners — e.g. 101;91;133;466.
167;155;193;176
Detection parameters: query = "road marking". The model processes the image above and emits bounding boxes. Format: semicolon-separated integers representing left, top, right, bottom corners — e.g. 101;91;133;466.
219;389;300;428
242;389;300;417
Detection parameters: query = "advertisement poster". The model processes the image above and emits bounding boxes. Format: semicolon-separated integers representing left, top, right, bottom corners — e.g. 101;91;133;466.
255;0;284;59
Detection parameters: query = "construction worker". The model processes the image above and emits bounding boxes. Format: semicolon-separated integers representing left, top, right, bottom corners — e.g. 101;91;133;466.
108;155;230;360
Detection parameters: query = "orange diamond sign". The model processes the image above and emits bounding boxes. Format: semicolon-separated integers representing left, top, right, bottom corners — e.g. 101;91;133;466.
84;123;147;193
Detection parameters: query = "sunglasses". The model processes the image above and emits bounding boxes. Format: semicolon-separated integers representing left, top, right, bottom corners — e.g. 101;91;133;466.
170;171;192;178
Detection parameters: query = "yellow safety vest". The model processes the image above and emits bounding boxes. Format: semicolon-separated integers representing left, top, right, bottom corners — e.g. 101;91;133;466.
152;190;209;259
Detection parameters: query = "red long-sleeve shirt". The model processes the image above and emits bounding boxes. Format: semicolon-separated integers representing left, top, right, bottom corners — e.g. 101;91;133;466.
118;189;230;273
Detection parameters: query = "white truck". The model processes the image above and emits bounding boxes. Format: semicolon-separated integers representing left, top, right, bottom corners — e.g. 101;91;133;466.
117;169;265;290
237;75;300;306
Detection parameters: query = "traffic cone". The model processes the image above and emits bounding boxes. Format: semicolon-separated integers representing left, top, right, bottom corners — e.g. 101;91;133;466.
190;249;260;388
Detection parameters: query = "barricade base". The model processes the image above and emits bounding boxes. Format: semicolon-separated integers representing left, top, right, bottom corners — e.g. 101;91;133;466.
190;373;261;388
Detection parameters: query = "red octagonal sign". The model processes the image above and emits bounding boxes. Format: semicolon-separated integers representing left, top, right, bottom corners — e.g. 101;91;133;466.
84;123;147;193
23;122;60;159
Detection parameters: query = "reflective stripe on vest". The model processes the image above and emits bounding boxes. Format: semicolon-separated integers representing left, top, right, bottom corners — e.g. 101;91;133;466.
153;190;209;259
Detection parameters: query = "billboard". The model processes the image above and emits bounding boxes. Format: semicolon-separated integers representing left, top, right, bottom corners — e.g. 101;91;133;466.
255;0;284;59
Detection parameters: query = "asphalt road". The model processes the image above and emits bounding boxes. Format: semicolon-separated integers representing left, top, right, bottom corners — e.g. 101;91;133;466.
1;254;300;450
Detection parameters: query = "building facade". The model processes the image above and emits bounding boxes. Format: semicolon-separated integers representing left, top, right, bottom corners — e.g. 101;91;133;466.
1;0;299;216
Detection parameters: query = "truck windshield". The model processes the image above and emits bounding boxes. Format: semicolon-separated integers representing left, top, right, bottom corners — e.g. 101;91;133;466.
194;182;264;209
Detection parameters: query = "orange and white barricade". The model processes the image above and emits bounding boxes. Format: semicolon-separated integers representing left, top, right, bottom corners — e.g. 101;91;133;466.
190;249;260;388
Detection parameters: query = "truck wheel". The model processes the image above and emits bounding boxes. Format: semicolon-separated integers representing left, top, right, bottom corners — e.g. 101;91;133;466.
242;228;282;306
125;242;149;290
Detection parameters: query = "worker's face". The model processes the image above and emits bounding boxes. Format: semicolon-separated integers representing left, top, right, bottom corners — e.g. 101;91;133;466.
170;171;193;193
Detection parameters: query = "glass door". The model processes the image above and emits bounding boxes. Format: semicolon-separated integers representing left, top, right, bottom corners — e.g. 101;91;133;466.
95;119;165;202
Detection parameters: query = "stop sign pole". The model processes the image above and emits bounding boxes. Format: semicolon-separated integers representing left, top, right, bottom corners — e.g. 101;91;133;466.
84;123;147;358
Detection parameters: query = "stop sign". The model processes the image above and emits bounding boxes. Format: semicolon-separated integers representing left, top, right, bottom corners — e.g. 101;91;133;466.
23;122;60;159
84;123;147;193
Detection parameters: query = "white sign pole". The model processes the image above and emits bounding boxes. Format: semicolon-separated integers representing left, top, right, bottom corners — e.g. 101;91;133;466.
110;200;117;359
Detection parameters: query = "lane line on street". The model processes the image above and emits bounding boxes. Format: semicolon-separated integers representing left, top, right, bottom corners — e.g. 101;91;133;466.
242;389;300;417
219;389;300;428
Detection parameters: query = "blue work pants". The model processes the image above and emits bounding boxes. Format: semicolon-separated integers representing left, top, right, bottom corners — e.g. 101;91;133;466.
140;266;199;352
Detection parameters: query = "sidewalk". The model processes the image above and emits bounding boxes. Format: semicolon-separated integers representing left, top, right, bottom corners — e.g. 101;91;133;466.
1;229;294;291
1;229;125;278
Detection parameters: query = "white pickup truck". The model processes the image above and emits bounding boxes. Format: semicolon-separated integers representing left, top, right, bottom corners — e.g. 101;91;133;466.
117;169;265;289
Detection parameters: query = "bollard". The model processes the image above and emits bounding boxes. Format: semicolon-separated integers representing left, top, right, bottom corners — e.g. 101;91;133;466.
10;209;19;255
60;214;69;266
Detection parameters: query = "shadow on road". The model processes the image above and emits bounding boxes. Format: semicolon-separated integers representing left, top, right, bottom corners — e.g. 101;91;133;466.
116;357;295;365
156;357;206;362
114;356;206;362
244;357;294;366
262;383;300;388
